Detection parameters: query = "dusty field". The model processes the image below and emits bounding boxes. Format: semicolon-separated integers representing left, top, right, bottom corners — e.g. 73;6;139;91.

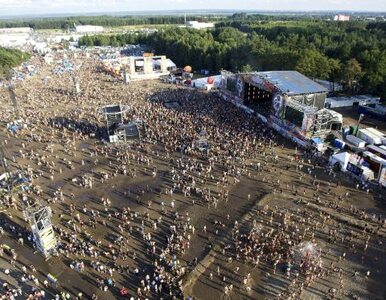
333;107;386;133
0;53;385;300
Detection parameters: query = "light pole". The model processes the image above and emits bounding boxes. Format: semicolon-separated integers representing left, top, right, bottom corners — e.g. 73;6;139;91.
355;113;364;137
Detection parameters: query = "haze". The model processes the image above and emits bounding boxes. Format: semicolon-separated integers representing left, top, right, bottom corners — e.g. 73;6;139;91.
1;0;386;17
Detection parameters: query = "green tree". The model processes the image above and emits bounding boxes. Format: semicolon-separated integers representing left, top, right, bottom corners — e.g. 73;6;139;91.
295;49;331;79
241;64;253;73
0;47;30;79
327;58;342;93
343;58;363;94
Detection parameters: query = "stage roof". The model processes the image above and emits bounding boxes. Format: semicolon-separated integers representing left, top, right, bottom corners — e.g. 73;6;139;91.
256;71;328;96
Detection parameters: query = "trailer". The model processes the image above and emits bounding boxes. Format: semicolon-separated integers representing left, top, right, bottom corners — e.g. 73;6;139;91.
358;104;386;120
366;145;386;160
362;151;386;174
346;135;366;148
325;95;380;109
358;129;382;145
365;127;386;145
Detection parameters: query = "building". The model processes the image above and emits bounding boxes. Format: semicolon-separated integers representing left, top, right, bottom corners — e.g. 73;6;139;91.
334;15;350;21
0;27;33;47
219;71;343;146
75;25;104;33
125;55;176;81
186;21;214;30
0;34;30;47
221;71;328;110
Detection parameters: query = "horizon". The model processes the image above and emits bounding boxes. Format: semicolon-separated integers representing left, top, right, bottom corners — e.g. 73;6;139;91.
0;9;385;21
0;0;386;18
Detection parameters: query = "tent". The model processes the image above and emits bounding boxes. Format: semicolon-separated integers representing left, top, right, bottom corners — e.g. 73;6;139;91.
361;166;374;182
329;152;351;171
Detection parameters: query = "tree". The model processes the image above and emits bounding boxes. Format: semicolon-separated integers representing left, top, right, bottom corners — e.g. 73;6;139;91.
295;49;331;79
0;47;30;79
343;58;363;94
75;19;386;100
241;64;253;73
327;58;342;93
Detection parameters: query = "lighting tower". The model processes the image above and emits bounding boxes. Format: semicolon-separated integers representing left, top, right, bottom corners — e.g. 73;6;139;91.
72;76;81;96
23;203;58;258
8;85;19;119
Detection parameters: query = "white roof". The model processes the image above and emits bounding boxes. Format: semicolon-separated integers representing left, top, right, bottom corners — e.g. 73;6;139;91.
332;152;351;163
363;151;386;163
255;71;328;95
0;27;33;34
75;25;104;32
366;127;385;137
135;60;144;67
153;58;176;68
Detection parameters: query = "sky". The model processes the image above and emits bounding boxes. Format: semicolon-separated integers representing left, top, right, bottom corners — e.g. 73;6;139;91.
0;0;385;17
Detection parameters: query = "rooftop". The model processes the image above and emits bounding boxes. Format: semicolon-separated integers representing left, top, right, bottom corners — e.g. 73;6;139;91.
255;71;328;96
102;105;122;114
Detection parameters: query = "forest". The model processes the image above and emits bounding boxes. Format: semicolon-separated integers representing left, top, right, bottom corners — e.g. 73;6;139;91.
0;14;320;30
79;19;386;98
0;47;30;79
0;15;219;30
80;18;386;99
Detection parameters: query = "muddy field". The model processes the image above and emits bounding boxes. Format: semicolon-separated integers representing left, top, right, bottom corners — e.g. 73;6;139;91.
0;54;385;300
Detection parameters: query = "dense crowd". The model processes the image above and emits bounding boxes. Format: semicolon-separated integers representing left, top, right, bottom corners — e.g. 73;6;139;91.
0;52;385;300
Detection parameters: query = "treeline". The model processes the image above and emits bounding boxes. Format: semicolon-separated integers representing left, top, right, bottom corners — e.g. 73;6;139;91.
0;14;313;30
0;47;30;79
80;20;386;99
0;15;221;30
79;33;145;47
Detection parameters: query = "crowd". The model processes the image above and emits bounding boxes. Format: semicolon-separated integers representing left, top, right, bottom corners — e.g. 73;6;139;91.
0;51;385;300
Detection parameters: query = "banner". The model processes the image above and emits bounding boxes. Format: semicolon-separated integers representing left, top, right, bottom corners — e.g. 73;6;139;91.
347;162;363;177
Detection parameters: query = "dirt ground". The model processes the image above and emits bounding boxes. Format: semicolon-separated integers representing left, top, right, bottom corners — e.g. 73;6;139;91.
333;107;386;133
0;53;386;300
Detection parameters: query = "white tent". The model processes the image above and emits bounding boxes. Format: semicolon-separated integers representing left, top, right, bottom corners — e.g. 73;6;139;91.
329;152;351;171
361;166;374;182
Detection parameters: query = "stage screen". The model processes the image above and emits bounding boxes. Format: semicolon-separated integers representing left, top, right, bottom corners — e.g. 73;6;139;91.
284;106;304;127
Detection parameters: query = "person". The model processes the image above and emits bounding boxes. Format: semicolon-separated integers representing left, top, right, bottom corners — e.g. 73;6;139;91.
120;287;128;296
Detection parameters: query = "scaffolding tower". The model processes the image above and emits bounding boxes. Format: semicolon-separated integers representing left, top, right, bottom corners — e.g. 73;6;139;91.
0;147;11;195
7;85;19;119
23;203;57;258
123;69;130;84
313;109;334;136
99;104;130;143
72;76;81;96
1;147;57;258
